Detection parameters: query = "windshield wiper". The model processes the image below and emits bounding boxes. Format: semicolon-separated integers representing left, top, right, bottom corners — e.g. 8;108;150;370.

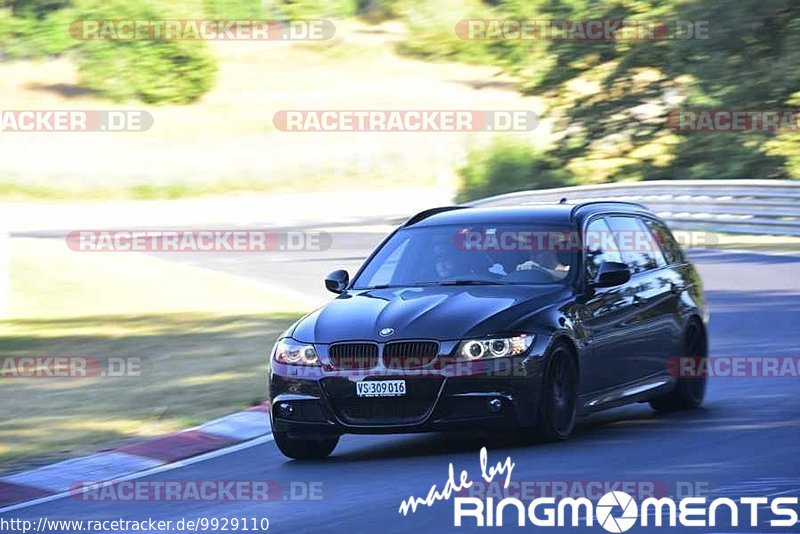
361;280;507;289
419;279;508;286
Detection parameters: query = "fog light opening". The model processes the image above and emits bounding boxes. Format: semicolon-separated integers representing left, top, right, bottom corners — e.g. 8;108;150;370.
277;402;294;417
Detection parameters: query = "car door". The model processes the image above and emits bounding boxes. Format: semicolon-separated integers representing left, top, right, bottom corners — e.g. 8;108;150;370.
605;215;678;381
638;216;686;375
577;216;641;395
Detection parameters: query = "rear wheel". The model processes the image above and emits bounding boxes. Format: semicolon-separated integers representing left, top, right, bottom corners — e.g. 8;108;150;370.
531;342;578;442
650;322;707;411
273;431;339;460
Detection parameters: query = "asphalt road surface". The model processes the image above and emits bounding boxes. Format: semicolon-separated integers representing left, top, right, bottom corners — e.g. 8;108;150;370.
4;227;800;533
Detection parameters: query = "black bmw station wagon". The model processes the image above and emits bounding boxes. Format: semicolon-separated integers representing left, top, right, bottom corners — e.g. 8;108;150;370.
268;202;708;460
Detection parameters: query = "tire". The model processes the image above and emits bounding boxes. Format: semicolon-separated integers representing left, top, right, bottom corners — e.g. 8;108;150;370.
273;431;339;460
650;322;707;411
530;341;579;442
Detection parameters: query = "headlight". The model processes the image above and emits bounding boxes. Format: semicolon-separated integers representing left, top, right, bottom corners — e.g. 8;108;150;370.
272;338;319;365
457;335;534;360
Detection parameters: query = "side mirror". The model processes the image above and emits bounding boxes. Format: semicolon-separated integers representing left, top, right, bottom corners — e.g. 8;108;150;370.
593;261;631;288
325;269;349;294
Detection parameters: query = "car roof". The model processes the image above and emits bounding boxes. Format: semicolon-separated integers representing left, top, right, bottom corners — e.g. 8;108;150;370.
405;201;652;228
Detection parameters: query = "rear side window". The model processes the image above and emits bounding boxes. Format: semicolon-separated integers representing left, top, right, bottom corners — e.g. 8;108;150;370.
606;216;666;274
641;218;684;264
584;217;622;279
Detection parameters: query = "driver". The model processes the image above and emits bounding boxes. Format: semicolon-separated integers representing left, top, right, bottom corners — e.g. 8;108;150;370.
434;249;456;278
432;242;461;279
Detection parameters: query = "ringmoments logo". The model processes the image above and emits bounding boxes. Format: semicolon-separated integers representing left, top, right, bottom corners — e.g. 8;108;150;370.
451;491;799;530
398;449;799;530
595;491;638;533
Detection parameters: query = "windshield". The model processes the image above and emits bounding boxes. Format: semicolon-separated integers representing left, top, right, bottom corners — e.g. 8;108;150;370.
352;223;577;289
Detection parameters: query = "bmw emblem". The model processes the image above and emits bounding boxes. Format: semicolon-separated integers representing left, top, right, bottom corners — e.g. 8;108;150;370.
379;328;395;337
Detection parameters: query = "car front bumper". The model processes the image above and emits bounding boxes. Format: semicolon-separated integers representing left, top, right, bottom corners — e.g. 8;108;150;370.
269;355;546;438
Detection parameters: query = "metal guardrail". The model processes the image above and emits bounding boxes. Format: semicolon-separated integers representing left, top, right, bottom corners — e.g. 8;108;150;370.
466;179;800;237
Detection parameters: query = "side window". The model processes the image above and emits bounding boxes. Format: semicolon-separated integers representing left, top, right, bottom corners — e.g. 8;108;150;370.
584;217;622;279
606;216;666;274
642;218;684;264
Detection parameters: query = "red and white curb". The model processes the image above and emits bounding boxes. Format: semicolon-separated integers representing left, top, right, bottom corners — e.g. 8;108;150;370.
0;405;271;511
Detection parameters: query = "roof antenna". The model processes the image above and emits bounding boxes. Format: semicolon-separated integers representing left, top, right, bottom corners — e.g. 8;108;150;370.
559;197;567;204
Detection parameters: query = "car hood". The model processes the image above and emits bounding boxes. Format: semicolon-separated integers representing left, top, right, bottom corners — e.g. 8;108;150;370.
290;285;570;343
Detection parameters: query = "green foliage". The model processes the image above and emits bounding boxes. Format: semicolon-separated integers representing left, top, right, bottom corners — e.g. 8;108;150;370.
72;0;217;104
511;0;800;181
1;0;218;104
765;90;800;179
457;138;574;202
394;0;503;64
9;0;70;18
401;0;800;184
262;0;359;19
356;0;401;22
0;5;75;57
203;0;263;19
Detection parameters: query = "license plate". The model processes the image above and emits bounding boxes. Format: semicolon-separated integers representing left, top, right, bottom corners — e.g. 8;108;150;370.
356;380;406;397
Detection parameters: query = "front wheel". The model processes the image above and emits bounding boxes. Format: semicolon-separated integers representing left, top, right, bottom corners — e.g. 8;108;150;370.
650;322;707;411
273;431;339;460
529;342;578;442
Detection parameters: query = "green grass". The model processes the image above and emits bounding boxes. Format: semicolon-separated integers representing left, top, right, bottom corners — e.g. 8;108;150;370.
0;312;298;469
0;238;309;471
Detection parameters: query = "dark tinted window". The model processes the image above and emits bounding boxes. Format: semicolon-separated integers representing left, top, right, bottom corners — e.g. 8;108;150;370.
641;218;684;264
584;217;622;279
606;216;666;273
353;223;575;288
